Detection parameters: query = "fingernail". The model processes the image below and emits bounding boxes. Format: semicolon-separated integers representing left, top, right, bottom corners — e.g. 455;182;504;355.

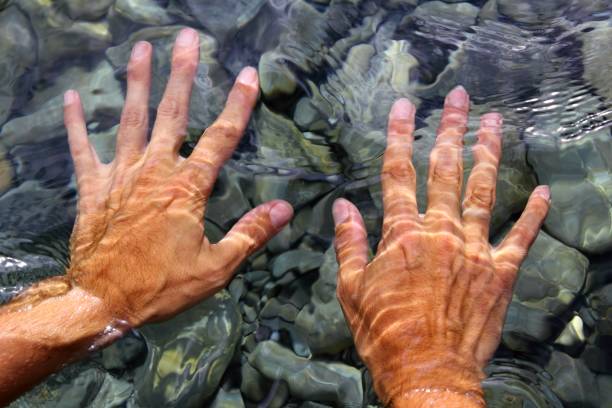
332;199;350;225
64;90;77;106
131;41;150;59
177;28;198;46
481;112;503;128
447;85;469;109
390;98;415;120
237;67;258;87
533;185;551;201
269;201;293;229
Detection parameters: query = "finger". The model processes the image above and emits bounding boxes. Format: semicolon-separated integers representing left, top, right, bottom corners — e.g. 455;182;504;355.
186;67;259;197
64;90;101;212
333;198;368;308
115;41;152;164
462;113;503;242
381;98;419;235
425;86;469;226
214;200;293;269
149;28;200;156
493;186;551;274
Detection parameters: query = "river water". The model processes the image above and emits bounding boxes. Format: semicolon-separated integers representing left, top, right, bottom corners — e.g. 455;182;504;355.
1;0;611;406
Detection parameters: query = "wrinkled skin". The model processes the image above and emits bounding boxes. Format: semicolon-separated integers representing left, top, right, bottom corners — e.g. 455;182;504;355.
63;29;293;326
0;29;292;405
332;89;550;407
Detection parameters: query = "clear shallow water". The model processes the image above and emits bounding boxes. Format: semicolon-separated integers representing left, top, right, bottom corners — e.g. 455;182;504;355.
0;0;611;406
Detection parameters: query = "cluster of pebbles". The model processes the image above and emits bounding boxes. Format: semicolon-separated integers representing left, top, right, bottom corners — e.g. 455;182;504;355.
0;0;611;406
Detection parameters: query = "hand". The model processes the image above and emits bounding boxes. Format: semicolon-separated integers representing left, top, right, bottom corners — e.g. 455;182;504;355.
63;28;293;327
332;87;550;407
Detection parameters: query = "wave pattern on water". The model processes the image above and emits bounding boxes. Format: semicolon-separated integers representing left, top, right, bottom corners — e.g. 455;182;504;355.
0;0;611;407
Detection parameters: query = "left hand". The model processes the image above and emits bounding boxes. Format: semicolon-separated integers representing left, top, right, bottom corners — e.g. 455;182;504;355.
63;28;293;327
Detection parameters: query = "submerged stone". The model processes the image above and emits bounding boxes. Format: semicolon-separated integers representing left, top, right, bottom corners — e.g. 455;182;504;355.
106;26;229;135
0;60;123;149
248;341;363;406
134;291;242;407
545;350;600;407
295;245;353;355
502;229;588;349
12;364;132;408
581;18;612;101
17;0;111;70
0;5;37;126
59;0;114;21
527;128;612;254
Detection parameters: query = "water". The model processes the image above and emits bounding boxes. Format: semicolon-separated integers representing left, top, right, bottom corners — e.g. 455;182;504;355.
1;0;611;406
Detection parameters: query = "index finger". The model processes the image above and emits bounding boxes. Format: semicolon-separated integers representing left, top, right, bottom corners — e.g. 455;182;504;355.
185;67;259;197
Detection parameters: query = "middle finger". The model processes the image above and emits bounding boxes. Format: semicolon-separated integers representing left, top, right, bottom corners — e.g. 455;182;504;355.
149;28;200;157
425;86;469;227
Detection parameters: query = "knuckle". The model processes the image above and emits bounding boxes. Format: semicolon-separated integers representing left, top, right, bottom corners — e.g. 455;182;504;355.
438;233;462;253
383;157;416;180
430;147;462;185
157;97;183;120
172;54;198;74
127;62;146;82
206;119;241;140
466;184;495;210
121;108;147;129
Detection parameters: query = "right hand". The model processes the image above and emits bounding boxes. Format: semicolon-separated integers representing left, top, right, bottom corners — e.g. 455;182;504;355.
332;87;550;407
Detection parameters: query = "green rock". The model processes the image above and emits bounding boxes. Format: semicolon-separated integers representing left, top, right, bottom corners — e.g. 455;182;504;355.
134;291;242;407
59;0;114;20
108;0;176;42
0;60;124;149
295;246;353;355
209;388;245;408
502;230;588;348
0;6;37;126
248;341;363;406
483;359;563;407
581;19;612;100
270;249;325;278
545;351;600;407
527;128;612;254
240;360;270;401
11;364;132;408
253;104;341;175
17;0;111;70
106;26;229;135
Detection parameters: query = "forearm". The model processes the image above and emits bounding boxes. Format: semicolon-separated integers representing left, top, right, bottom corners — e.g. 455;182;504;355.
0;277;114;405
391;388;485;408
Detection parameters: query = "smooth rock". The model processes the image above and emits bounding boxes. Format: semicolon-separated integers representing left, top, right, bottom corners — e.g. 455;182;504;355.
210;388;245;408
527;128;612;254
270;249;325;278
134;291;242;407
502;229;588;348
11;364;132;408
0;6;37;126
295;245;353;355
59;0;114;20
106;26;229;134
0;60;123;149
545;350;600;407
248;341;363;406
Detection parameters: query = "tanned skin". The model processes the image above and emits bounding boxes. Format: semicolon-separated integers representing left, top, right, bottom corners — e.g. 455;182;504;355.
0;29;293;405
0;28;549;407
332;92;550;407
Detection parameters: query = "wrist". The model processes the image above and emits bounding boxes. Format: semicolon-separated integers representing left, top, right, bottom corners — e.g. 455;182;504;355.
369;350;484;406
391;387;486;408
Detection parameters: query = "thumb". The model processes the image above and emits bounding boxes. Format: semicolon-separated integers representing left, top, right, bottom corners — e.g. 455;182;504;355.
213;200;293;269
333;198;368;308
